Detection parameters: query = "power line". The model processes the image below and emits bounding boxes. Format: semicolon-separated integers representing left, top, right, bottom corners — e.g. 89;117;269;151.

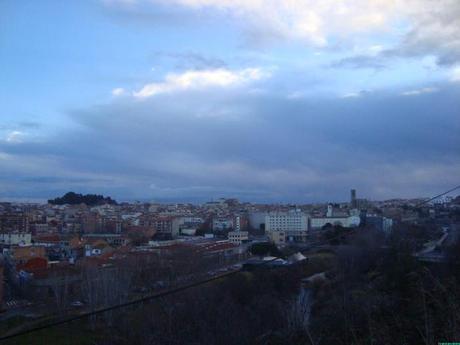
414;185;460;208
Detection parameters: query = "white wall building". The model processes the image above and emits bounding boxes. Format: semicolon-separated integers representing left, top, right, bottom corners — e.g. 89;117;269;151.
234;216;241;232
0;233;32;246
265;210;309;245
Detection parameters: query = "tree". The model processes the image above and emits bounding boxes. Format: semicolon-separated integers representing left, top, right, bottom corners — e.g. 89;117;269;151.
48;192;117;206
322;225;348;245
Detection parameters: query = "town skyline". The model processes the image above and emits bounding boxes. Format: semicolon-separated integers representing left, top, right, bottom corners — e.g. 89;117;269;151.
1;188;458;209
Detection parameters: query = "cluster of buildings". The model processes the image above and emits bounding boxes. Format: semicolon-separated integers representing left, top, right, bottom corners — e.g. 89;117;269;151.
1;190;459;309
0;190;392;262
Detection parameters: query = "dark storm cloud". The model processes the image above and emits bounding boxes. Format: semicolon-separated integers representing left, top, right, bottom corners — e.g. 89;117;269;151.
1;82;459;202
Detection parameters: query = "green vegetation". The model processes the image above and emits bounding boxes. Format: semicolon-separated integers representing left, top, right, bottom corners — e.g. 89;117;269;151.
307;229;460;345
48;192;117;206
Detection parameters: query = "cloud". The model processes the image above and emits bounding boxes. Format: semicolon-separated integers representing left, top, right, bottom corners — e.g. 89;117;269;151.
132;67;267;98
451;66;460;82
401;87;438;96
340;90;371;99
5;131;26;143
153;0;401;46
101;0;460;68
103;0;405;46
1;81;459;202
381;0;460;66
4;0;460;202
112;87;126;96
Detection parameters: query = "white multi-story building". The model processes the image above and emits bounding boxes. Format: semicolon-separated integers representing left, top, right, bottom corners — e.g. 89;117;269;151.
228;231;248;245
0;233;32;246
234;216;241;232
265;210;309;245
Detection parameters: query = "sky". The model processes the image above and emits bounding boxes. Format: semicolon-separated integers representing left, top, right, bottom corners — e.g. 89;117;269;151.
0;0;459;203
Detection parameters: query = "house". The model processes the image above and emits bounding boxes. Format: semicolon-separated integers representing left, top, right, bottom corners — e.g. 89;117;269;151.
16;257;48;274
152;216;181;239
33;234;62;247
0;213;29;232
10;246;47;264
83;239;113;257
82;233;129;247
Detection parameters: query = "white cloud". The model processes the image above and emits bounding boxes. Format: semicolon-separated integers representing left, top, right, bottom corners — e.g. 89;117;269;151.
341;92;362;99
368;45;384;56
133;67;267;98
112;87;126;96
5;131;25;143
451;66;460;82
397;0;460;65
401;87;439;96
287;91;307;100
153;0;400;46
105;0;460;66
340;90;371;99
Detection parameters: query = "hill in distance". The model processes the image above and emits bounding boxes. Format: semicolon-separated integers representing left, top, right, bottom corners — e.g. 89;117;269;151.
48;192;117;206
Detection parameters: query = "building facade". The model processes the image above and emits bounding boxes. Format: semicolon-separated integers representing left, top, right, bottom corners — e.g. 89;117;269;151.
0;213;29;233
228;231;249;245
265;210;309;245
0;233;32;246
310;215;361;229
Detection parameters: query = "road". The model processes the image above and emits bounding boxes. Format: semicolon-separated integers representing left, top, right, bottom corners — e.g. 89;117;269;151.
415;223;459;263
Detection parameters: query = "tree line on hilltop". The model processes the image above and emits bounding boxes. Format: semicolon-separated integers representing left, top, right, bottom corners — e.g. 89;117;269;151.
48;192;117;206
